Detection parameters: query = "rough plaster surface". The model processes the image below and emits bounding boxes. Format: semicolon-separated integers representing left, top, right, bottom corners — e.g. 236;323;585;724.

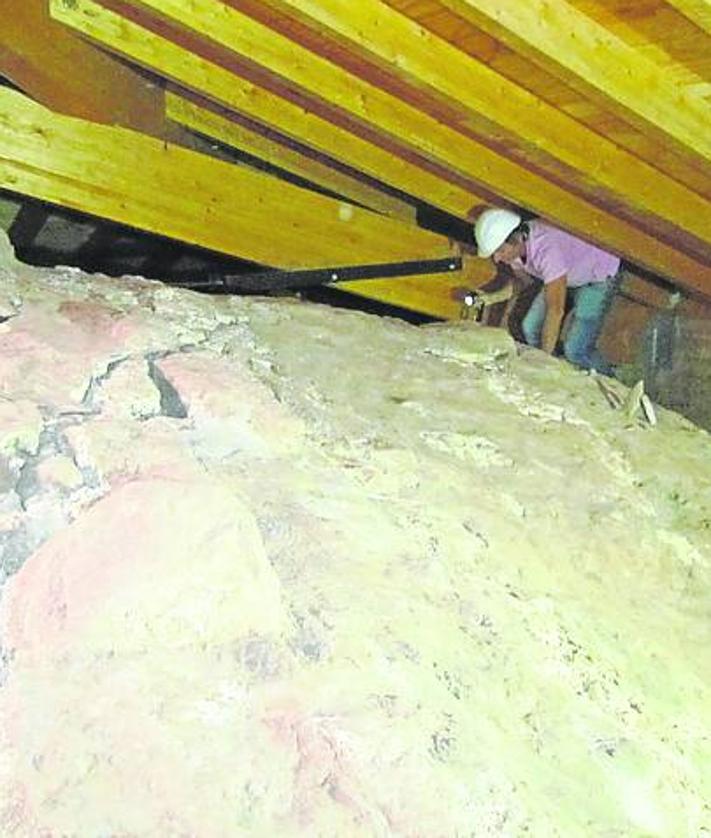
0;232;709;836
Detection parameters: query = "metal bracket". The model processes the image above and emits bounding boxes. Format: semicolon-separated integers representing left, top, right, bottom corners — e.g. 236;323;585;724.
180;256;462;293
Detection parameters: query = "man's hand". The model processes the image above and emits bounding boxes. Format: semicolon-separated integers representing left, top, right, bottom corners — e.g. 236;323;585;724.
541;275;567;353
450;280;514;307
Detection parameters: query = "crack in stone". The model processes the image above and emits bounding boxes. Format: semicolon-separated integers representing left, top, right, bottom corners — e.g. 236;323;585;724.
0;316;245;580
0;414;108;580
80;356;131;410
76;315;242;421
14;457;39;511
146;358;188;420
12;423;61;511
0;525;38;582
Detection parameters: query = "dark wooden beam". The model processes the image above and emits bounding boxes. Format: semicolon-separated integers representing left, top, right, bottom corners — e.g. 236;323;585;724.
1;0;165;134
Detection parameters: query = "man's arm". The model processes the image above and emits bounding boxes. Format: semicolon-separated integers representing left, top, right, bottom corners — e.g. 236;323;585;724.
541;275;567;353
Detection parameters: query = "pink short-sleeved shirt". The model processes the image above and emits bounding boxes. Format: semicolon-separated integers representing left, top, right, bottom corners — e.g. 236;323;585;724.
513;221;620;288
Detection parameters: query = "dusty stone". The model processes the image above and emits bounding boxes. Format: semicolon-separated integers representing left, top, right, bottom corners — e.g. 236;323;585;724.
35;455;84;491
0;240;709;836
157;351;306;459
93;356;162;420
0;231;21;319
0;400;43;457
419;318;516;367
63;417;199;488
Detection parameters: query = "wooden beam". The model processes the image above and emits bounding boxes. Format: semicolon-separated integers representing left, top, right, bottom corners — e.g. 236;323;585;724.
0;89;468;318
436;0;711;172
165;92;417;223
48;0;478;221
229;0;711;254
0;89;448;267
339;272;487;316
663;1;711;37
49;0;711;290
0;0;164;134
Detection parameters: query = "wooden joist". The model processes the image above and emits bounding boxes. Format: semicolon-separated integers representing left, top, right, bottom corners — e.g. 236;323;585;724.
49;0;480;221
50;0;711;292
165;93;417;223
435;0;711;173
379;0;711;203
338;273;481;316
662;0;711;36
0;0;164;134
234;0;711;255
0;89;472;318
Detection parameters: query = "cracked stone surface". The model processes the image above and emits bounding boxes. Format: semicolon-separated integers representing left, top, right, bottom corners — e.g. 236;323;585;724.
0;231;710;836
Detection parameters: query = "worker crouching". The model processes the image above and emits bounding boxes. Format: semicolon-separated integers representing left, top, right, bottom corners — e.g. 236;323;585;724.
475;208;620;376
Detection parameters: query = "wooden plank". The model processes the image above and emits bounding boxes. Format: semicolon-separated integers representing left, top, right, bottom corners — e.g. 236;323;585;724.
338;249;496;315
664;0;711;35
229;0;711;253
48;0;478;221
619;273;677;311
0;90;450;267
0;0;164;134
436;0;711;170
597;296;654;365
0;89;468;318
49;0;711;290
165;92;417;223
381;0;711;201
340;271;485;319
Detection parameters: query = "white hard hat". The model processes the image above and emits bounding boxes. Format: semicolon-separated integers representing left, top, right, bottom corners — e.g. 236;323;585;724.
474;208;522;258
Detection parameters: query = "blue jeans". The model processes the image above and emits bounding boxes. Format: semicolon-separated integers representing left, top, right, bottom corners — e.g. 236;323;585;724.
521;276;619;375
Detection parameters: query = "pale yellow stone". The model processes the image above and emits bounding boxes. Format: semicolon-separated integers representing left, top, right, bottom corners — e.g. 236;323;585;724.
0;251;709;836
35;455;83;490
0;399;43;456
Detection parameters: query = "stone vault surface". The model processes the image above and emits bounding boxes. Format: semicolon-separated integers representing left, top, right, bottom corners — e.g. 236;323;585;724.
0;232;709;836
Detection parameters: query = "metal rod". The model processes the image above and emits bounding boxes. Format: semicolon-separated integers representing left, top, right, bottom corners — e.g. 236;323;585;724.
180;256;462;293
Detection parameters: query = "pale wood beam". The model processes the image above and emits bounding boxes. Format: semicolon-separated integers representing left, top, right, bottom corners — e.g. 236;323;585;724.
48;0;711;289
0;0;164;134
225;0;711;256
339;273;480;315
664;0;711;35
436;0;711;171
165;93;417;224
0;89;469;319
48;0;478;221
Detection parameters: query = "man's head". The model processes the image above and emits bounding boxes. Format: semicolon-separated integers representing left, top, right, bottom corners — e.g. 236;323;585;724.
474;208;526;265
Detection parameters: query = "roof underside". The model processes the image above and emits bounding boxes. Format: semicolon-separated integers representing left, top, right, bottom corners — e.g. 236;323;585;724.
1;0;710;315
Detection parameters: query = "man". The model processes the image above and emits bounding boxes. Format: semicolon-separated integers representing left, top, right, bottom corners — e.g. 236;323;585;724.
474;208;620;375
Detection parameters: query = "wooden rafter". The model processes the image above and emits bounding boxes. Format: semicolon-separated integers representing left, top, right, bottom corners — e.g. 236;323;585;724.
49;0;480;220
165;92;417;223
664;0;711;35
378;0;711;201
228;0;711;255
434;0;711;172
49;0;711;290
0;0;164;134
0;88;476;318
